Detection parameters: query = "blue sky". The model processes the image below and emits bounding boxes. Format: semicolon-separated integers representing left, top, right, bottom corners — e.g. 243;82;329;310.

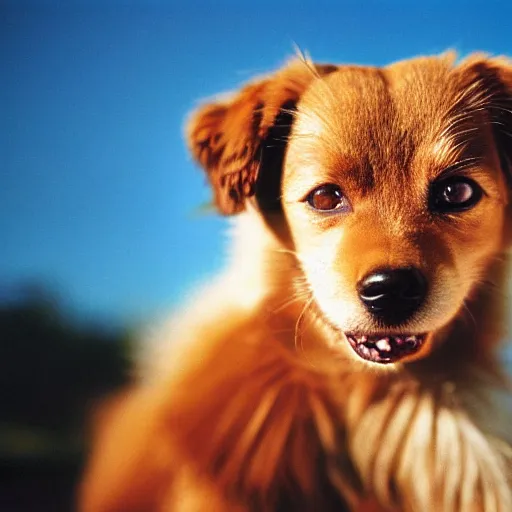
2;1;512;327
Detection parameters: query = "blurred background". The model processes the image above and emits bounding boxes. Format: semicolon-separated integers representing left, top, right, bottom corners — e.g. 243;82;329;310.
2;1;512;510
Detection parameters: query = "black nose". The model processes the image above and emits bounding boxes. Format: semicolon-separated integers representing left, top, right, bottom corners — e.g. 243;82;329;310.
357;267;427;326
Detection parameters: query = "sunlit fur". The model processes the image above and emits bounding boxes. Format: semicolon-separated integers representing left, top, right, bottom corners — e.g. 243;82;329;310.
80;53;512;512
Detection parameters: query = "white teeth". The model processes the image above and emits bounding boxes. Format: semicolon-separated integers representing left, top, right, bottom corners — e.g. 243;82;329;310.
360;345;371;356
405;336;418;346
376;339;391;351
370;348;380;359
348;333;424;360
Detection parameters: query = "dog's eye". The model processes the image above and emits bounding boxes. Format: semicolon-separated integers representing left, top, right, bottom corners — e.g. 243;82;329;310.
429;177;483;213
306;184;348;212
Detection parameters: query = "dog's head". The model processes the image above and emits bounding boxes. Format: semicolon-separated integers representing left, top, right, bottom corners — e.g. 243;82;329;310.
187;54;512;366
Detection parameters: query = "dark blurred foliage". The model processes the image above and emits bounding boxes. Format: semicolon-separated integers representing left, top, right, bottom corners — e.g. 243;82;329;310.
0;283;132;511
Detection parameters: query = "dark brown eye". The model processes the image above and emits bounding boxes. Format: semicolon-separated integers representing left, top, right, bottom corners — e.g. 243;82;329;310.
429;176;482;213
306;184;349;212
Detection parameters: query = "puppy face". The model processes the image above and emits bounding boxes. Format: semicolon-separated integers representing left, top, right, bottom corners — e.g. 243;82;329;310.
188;54;512;366
282;57;510;364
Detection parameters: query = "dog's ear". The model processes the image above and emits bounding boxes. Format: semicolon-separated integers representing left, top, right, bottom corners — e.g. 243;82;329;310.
186;60;338;214
457;56;512;187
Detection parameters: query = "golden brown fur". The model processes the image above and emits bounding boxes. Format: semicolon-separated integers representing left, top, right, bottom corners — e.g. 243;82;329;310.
80;53;512;511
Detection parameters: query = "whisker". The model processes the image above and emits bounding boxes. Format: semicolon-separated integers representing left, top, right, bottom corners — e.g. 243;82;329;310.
294;44;322;80
294;296;316;366
271;248;300;257
461;300;477;329
273;292;310;314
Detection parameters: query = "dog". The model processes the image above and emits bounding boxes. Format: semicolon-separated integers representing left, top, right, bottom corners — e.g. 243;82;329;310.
80;52;512;511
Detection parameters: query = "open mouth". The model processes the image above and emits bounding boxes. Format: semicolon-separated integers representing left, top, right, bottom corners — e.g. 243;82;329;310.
345;333;427;364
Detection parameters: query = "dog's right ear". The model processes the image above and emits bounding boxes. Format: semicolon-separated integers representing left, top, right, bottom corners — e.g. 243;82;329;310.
186;60;338;215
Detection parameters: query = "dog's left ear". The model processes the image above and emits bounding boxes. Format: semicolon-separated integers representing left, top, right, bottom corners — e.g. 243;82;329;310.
458;56;512;187
186;60;338;214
